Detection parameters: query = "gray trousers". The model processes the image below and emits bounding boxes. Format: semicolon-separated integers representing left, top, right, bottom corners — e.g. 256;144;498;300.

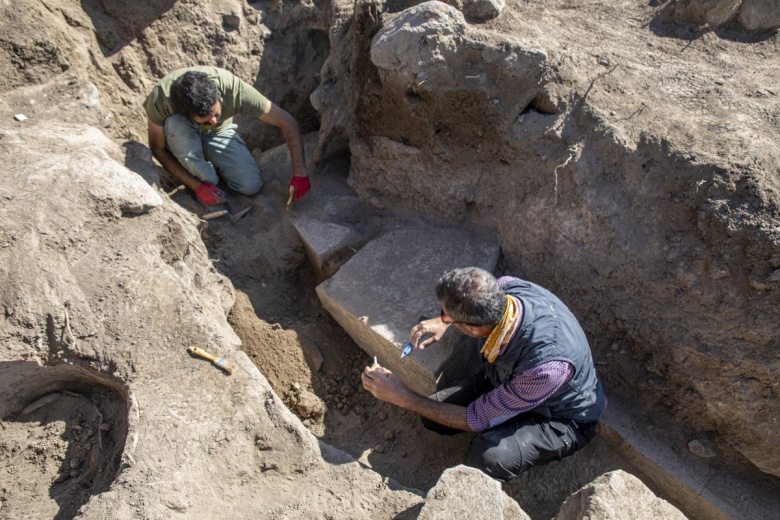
423;368;597;482
164;114;262;195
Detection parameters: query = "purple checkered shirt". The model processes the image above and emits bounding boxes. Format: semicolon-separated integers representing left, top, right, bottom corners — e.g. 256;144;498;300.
465;277;575;432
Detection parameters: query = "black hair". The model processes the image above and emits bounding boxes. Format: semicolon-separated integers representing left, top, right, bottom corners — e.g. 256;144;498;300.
435;267;506;326
170;71;219;118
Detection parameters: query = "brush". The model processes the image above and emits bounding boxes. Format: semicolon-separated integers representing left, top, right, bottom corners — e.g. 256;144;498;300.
187;346;236;374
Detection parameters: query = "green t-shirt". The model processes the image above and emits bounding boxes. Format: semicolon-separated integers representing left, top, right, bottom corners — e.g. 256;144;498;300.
144;66;269;133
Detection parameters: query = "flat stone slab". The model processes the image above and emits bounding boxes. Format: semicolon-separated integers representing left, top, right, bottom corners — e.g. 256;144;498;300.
316;226;500;395
255;133;382;280
291;215;366;280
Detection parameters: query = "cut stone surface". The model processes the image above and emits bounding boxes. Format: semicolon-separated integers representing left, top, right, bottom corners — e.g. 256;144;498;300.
255;133;382;280
291;216;364;280
316;226;500;396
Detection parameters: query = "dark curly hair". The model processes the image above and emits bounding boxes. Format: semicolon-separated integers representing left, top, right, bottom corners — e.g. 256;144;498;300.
170;71;219;118
435;267;506;326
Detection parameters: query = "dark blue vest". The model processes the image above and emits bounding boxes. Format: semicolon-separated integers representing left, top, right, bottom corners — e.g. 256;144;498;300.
479;279;606;423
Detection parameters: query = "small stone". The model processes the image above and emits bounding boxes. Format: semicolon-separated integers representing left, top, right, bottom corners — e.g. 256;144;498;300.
292;382;301;392
688;439;716;458
383;430;394;441
340;405;350;415
378;412;387;421
339;384;353;397
69;458;80;469
610;110;617;116
223;13;241;29
295;390;325;419
715;78;725;85
599;59;610;66
374;445;385;453
255;434;272;451
14;114;27;121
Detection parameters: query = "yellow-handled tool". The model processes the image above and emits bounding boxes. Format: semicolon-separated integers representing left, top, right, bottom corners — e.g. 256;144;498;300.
187;346;235;374
287;185;295;206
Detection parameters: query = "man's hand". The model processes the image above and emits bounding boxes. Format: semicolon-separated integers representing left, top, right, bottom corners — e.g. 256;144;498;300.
361;364;409;406
410;317;450;351
288;175;310;201
195;182;227;206
362;360;471;431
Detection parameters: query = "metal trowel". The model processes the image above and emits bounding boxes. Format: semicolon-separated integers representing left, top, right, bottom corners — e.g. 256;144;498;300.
400;342;413;359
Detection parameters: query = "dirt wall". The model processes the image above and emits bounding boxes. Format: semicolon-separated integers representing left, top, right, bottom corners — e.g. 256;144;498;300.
314;0;780;477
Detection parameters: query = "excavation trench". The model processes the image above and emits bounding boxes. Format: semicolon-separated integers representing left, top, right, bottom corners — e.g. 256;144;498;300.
189;147;665;519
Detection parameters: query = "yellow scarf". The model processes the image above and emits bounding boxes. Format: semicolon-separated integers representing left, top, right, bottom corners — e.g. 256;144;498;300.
480;295;521;363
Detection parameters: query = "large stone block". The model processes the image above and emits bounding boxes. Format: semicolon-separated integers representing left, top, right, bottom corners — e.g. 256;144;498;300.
316;226;500;395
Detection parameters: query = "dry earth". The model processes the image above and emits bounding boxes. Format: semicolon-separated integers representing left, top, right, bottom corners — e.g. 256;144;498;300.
1;0;779;519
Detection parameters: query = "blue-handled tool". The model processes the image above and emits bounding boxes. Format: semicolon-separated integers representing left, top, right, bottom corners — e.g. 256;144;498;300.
400;342;413;359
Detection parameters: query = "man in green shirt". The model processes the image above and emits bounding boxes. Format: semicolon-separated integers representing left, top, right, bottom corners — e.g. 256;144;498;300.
145;66;310;205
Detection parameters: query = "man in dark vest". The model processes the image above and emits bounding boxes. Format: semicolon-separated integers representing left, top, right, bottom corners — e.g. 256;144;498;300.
362;267;607;481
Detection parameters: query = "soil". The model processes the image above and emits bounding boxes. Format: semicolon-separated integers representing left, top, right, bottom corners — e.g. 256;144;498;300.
0;390;124;520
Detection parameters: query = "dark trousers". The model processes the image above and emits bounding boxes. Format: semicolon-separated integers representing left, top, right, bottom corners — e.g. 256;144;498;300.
423;370;598;482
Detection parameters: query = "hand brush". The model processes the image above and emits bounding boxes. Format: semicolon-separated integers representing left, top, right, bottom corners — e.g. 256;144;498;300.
187;346;236;374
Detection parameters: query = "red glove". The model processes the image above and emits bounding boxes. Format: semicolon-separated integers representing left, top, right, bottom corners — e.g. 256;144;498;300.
288;175;311;201
195;182;226;206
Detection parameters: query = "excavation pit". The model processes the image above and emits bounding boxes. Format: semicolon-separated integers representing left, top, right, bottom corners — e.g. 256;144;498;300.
0;362;130;520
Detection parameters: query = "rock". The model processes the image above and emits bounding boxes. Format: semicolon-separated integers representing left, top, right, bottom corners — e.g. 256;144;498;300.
555;470;687;520
665;0;742;26
295;390;325;420
419;465;529;520
688;439;716;458
738;0;780;30
462;0;504;22
223;13;241;29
